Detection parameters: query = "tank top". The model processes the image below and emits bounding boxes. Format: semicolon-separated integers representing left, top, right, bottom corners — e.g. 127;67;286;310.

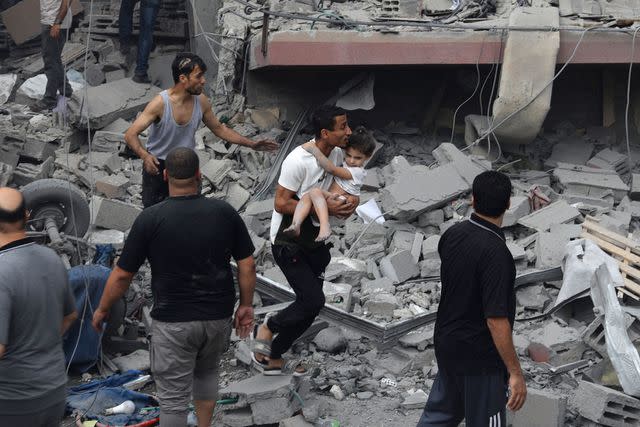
146;90;203;160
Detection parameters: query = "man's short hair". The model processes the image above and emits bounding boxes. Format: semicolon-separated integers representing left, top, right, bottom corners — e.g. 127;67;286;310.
0;193;26;231
166;147;199;179
472;171;512;218
347;126;376;157
172;53;207;84
311;105;346;139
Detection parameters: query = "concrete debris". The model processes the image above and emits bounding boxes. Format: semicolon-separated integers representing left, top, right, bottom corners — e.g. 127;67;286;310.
545;138;594;168
323;282;353;312
278;415;313;427
95;174;130;199
201;158;234;188
111;349;150;372
380;250;419;283
517;200;581;231
0;74;17;105
313;327;348;354
554;163;629;202
91;196;142;231
503;195;531;227
508;388;566;427
573;381;640;426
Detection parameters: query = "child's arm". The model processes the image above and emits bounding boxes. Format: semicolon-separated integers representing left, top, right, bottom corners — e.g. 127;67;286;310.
302;142;353;180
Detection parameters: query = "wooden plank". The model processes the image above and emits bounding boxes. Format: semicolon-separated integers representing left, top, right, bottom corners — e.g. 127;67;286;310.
583;219;640;254
618;287;640;301
581;231;640;265
623;278;640;296
618;262;640;282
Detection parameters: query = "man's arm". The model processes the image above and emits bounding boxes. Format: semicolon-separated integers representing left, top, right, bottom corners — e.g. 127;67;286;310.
201;96;279;152
124;96;163;174
49;0;69;38
61;311;78;335
487;317;527;411
92;267;135;333
234;256;256;338
303;142;353;180
274;184;358;219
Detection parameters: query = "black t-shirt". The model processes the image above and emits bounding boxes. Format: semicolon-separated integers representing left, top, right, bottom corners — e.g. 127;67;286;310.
117;195;255;322
434;213;516;374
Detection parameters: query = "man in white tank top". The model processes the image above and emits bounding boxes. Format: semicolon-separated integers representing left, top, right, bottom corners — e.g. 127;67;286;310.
124;53;280;208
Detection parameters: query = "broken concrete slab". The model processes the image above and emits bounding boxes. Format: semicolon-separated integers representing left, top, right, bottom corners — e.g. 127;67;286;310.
545;138;594;168
401;389;428;410
503;195;531;227
249;107;280;131
244;198;275;220
421;235;440;260
91;196;142;231
87;229;125;249
20;140;57;162
380;250;419;283
554;163;629;201
324;257;368;283
399;325;434;351
279;415;313;427
12;157;54;186
323;281;353;312
517;200;581;231
507;388;566;427
572;381;640;426
201;158;233;188
587;148;628;174
535;231;571;268
95;175;130;199
0;74;16;105
361;277;395;297
363;292;398;318
68;78;161;129
225;182;251;211
418;209;444;228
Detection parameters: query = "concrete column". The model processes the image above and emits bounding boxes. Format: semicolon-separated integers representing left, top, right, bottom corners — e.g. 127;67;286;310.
186;0;223;93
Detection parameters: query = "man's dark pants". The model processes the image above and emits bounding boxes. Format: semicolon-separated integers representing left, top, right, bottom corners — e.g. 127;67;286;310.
268;243;331;359
417;366;508;427
141;159;168;208
0;399;66;427
118;0;160;77
41;26;72;107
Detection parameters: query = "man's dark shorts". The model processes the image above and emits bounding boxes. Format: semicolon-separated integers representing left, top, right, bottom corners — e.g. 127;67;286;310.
142;159;168;208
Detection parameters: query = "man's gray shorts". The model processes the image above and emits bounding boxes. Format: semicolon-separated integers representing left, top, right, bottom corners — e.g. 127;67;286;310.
150;317;232;415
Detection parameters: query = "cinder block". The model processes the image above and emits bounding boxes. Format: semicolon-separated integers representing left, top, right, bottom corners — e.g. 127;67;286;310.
421;235;441;260
361;277;395;297
20;139;56;161
380;250;419;283
201;158;233;188
573;381;640;426
508;388;566;427
12;157;54;186
323;281;353;312
363;292;398;317
91;196;142;231
582;314;634;357
244;198;275;220
95;174;130;199
503;196;531;227
225;182;250;211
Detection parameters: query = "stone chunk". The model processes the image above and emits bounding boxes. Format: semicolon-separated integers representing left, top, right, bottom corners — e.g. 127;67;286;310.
503;196;531;227
111;349;150;372
95;175;130;199
20;140;56;162
554;164;628;201
535;231;570;268
12;157;54;186
245;198;275;219
361;277;395;297
91;196;142;231
418;209;445;227
573;381;640;426
313;327;347;354
401;389;428;409
69;79;161;129
225;182;250;211
380;250;419;283
324;257;368;283
363;292;398;317
508;388;566;427
399;325;434;351
421;235;441;260
517;200;580;231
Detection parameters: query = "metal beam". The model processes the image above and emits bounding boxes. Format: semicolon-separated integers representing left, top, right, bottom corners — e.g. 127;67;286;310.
249;30;640;69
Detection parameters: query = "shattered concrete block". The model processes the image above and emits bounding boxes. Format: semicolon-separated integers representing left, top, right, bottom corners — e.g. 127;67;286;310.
517;200;581;231
244;198;274;220
0;74;17;105
313;327;347;354
526;322;581;349
631;174;640;201
103;154;123;175
279;415;313;427
516;284;549;311
507;242;526;261
95;174;130;199
374;352;412;375
420;258;441;278
12;157;54;186
220;407;254;426
323;281;353;312
380;250;419;283
554;165;629;202
234;341;252;366
399;325;434;351
356;242;386;262
68;78;161;129
599;211;631;235
418;209;444;227
0;162;14;186
20;139;56;162
402;389;428;410
545;138;594;168
363;292;398;317
225;182;250;211
249;107;280;131
87;229;125;249
535;231;571;268
421;235;440;260
573;381;640;426
91;196;142;231
91;130;130;152
411;232;424;263
111;349;149;372
105;69;126;82
582;314;634;357
201;158;233;188
361;277;395;297
587;148;628;173
507;388;566;427
380;144;484;221
324;257;367;283
390;230;415;253
503;196;531;227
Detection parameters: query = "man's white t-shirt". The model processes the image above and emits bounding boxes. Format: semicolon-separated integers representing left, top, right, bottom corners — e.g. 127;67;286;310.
269;142;344;244
40;0;72;28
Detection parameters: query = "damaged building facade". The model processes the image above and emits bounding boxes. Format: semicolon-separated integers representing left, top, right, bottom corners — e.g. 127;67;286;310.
2;0;640;425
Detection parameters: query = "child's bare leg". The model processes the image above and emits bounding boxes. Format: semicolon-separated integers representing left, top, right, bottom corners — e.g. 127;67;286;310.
283;193;313;238
308;188;332;242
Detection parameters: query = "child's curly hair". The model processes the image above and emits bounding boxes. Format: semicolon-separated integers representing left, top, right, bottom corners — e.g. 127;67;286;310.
347;126;376;157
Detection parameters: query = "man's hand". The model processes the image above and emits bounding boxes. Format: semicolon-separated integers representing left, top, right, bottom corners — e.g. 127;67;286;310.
507;371;527;411
234;305;254;338
91;308;109;333
251;139;279;152
143;153;160;175
326;194;358;219
50;24;61;38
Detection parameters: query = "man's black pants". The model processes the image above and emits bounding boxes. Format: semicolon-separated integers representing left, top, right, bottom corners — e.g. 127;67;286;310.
141;159;168;208
417;366;508;427
268;243;331;359
41;26;73;107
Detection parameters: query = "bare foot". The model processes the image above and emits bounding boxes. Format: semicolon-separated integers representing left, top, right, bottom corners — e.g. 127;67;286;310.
283;223;300;238
315;224;331;242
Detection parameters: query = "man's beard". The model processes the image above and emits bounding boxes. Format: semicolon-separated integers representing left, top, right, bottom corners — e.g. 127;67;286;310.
186;86;202;95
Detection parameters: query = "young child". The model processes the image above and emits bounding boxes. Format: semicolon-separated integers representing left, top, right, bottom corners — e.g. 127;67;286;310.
283;126;376;242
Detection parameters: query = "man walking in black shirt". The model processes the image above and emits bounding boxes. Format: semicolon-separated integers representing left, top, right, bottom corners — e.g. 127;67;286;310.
92;147;256;427
417;171;526;427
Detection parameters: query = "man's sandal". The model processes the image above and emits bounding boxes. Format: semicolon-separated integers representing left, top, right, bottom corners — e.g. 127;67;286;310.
263;359;308;377
250;324;272;363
